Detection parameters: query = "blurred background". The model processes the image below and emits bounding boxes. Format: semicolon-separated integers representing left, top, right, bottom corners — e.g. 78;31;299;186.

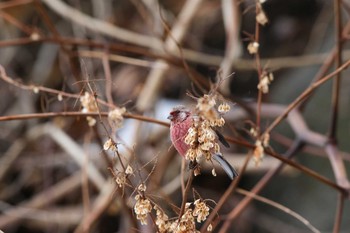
0;0;350;232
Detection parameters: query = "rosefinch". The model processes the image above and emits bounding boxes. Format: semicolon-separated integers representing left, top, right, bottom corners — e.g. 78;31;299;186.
168;106;238;179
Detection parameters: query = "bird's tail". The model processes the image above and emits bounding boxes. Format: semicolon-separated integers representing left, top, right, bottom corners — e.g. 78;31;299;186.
212;153;238;180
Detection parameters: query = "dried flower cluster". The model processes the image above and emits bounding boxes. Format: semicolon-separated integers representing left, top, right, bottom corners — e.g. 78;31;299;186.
253;140;265;165
80;92;98;126
247;41;259;54
172;203;198;233
103;138;117;151
256;2;268;25
107;158;133;189
133;197;211;232
134;194;152;225
251;130;270;166
125;165;133;175
257;72;274;94
115;173;126;188
184;94;230;170
108;107;126;129
33;86;39;94
57;94;63;101
193;199;210;223
154;205;170;232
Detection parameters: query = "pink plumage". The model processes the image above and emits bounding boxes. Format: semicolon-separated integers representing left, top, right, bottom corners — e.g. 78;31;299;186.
168;106;238;180
168;106;192;156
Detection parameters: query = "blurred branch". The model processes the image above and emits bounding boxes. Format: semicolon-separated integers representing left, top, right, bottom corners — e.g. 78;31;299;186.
0;11;37;36
0;171;82;228
41;0;163;49
329;0;343;141
0;139;27;183
136;0;203;111
332;193;345;233
0;0;33;9
201;154;251;232
0;202;82;227
217;140;304;232
77;50;163;68
325;144;350;189
219;0;241;94
235;188;320;233
264;59;350;136
74;179;115;233
27;124;106;190
4;35;350;70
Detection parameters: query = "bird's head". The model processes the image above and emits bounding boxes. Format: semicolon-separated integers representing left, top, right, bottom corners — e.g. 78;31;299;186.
167;106;190;123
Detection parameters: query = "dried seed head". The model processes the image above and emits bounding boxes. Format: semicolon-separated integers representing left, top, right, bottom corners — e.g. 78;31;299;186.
250;127;258;137
115;173;126;188
175;204;197;232
134;195;152;225
30;32;40;41
80;92;98;112
33;86;39;94
154;205;170;232
57;94;63;101
125;165;133;175
138;183;147;192
256;8;268;25
86;116;96;127
253;140;265;166
218;103;230;113
262;133;270;147
103;138;117;151
248;42;259;54
258;72;274;94
183;93;231;177
80;92;98;126
212;168;217;177
194;166;201;177
197;94;216;112
193;199;210;223
108;107;126;129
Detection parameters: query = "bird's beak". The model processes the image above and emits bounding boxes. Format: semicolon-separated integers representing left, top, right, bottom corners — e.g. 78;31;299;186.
167;114;173;120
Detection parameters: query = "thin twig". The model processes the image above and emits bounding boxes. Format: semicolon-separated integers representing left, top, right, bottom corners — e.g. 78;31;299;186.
74;180;115;233
329;0;343;141
41;0;163;49
0;11;37;36
5;35;350;70
236;188;321;233
136;0;203;111
0;171;82;228
178;170;194;221
0;0;33;9
254;2;263;134
332;193;345;233
0;111;169;127
264;59;350;136
224;136;348;194
218;140;303;232
102;49;113;107
219;0;241;94
325;143;350;189
200;154;251;232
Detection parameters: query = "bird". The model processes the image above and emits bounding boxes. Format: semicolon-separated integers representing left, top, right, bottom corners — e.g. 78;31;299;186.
168;106;238;180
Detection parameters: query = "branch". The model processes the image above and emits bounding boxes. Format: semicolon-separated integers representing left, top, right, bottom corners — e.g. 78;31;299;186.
41;0;162;49
264;59;350;135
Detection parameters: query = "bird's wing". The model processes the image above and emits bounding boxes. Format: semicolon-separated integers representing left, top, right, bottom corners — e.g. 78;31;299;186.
212;153;238;180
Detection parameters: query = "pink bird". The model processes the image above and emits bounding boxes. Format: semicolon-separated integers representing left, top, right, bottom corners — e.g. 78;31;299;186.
168;106;238;180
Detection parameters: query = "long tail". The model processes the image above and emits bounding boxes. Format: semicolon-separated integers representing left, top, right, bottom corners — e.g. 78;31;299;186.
212;153;238;180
